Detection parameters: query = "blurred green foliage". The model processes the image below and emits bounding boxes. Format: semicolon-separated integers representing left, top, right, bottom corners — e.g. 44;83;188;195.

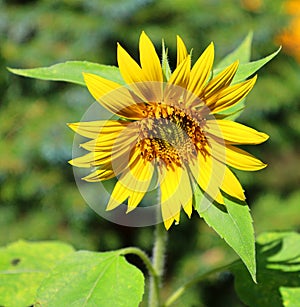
1;0;299;305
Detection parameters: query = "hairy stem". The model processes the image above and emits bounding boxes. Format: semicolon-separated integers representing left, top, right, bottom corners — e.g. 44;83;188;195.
149;220;168;307
119;247;157;279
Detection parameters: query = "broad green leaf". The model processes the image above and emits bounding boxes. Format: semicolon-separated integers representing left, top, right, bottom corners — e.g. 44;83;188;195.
162;40;171;81
232;232;300;307
0;240;75;307
214;47;281;120
280;288;300;307
216;32;253;68
8;61;125;86
36;250;145;307
214;47;281;83
194;186;256;282
233;46;281;83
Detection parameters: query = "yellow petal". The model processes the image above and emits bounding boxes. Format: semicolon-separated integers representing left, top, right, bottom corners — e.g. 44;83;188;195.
106;153;154;212
106;152;140;211
220;167;246;201
117;43;145;84
70;139;134;169
126;191;147;213
67;120;129;139
225;145;267;171
160;165;193;219
203;61;239;99
83;73;145;119
188;43;214;99
69;152;101;168
176;35;188;66
207;75;257;113
189;152;225;204
215;190;224;204
168;55;191;89
118;42;163;102
80;125;138;152
179;167;193;217
126;159;154;212
83;72;121;99
211;142;267;171
129;81;164;103
83;169;115;182
139;31;163;82
106;179;130;211
206;119;269;145
163;217;175;230
160;165;183;229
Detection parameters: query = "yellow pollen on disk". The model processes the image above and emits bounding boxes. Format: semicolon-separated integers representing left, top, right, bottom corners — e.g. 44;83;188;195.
137;103;208;167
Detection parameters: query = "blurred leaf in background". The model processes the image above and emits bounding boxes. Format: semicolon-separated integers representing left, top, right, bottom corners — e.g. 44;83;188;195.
1;0;299;305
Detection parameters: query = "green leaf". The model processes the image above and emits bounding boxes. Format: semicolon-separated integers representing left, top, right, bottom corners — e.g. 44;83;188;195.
280;288;300;307
214;47;281;84
194;187;256;282
232;46;281;83
0;240;75;307
214;46;281;120
8;61;125;86
232;232;300;307
216;32;253;68
36;250;145;307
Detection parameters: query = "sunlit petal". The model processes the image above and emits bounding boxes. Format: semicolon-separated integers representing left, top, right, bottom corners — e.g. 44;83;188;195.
139;31;163;82
160;165;183;229
225;145;267;171
207;76;257;113
176;35;188;66
203;61;239;99
83;73;146;119
83;169;115;182
189;152;225;204
211;143;267;171
206;119;269;145
220;167;246;201
117;43;145;84
168;55;191;88
188;43;214;99
106;152;153;211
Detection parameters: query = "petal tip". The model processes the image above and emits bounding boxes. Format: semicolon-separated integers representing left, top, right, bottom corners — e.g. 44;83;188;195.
163;219;173;230
207;42;215;51
67;122;77;130
106;202;119;211
261;162;268;169
126;206;135;214
82;72;93;83
140;30;147;38
261;132;270;141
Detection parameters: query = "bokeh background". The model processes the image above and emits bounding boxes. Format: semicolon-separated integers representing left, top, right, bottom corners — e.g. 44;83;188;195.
1;0;299;306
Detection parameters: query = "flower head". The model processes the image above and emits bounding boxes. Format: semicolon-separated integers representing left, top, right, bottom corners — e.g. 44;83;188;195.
69;32;268;229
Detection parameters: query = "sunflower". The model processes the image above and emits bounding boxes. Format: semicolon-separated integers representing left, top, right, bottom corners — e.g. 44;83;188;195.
69;32;268;230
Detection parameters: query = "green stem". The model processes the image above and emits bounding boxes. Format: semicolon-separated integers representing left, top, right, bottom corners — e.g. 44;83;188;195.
149;220;168;307
163;260;238;307
119;247;157;279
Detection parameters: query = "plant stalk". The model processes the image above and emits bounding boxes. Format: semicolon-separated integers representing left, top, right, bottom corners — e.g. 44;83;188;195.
119;247;157;279
148;218;168;307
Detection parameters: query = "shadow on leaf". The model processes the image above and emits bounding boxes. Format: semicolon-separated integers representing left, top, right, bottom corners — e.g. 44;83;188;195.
231;231;300;307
